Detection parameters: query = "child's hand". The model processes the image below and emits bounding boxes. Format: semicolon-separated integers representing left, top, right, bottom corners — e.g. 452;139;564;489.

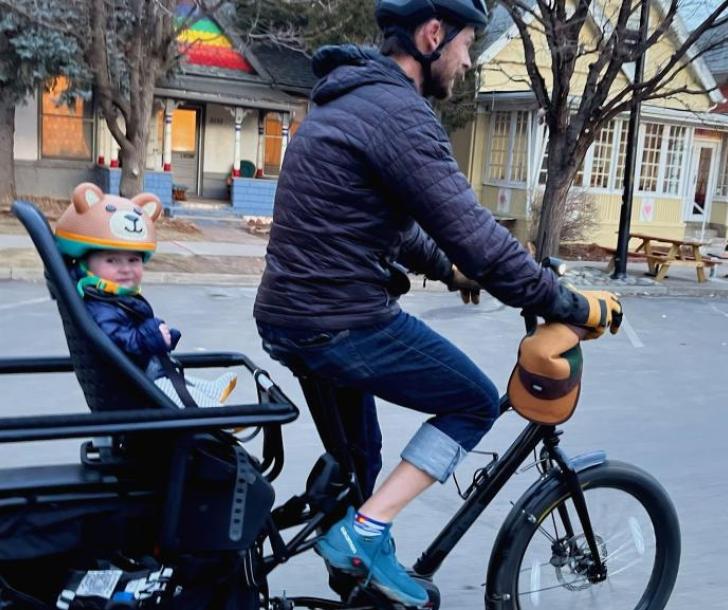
159;323;172;348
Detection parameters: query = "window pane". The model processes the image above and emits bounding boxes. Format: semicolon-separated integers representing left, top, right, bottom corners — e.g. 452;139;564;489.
590;121;616;189
639;123;663;192
718;146;728;198
613;121;629;191
171;108;198;153
662;126;686;195
41;76;93;160
264;113;283;175
538;148;548;185
574;154;586;187
487;112;510;181
510;112;529;183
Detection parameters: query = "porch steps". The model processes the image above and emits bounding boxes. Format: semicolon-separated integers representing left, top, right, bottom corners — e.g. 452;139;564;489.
167;200;242;221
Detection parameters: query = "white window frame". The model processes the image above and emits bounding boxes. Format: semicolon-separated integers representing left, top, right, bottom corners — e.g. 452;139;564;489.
587;120;618;193
634;122;687;199
524;119;690;197
483;110;530;188
716;138;728;201
662;125;688;196
610;119;630;193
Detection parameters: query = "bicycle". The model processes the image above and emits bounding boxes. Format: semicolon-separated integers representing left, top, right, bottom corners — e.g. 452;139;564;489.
0;201;680;610
259;258;681;610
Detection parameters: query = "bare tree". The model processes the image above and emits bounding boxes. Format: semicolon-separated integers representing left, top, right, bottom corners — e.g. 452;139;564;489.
3;0;223;198
495;0;728;257
86;0;226;196
0;0;88;206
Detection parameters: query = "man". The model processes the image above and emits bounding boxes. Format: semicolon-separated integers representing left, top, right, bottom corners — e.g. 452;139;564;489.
254;0;622;606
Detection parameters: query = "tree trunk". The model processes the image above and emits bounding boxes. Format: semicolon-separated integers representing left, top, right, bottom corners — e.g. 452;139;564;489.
0;94;16;210
535;177;571;259
118;87;154;198
119;143;144;197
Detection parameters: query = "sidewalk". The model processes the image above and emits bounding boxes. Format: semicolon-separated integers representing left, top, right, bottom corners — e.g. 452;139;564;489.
2;232;728;297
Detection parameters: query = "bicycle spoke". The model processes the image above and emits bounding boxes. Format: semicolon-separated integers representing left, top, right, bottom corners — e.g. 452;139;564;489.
519;560;553;574
606;557;645;578
514;482;665;610
518;576;589;596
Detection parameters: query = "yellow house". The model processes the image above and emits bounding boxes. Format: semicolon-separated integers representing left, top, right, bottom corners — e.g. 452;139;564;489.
452;1;728;247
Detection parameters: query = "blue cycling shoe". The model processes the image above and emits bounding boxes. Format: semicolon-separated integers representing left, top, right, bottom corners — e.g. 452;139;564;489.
315;507;429;608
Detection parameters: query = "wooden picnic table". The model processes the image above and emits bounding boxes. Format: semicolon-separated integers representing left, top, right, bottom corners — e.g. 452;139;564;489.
605;232;716;283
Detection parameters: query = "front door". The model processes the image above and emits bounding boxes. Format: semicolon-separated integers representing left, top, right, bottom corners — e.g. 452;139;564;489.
686;141;719;223
171;106;202;196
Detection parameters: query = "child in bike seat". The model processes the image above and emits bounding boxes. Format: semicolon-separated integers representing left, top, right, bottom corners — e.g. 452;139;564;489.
54;182;236;408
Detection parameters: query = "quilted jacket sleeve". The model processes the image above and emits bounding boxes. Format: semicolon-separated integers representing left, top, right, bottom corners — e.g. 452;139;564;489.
368;102;564;316
85;301;170;358
396;222;453;282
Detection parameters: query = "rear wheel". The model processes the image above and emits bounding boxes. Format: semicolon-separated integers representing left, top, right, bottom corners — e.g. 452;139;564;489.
491;461;680;610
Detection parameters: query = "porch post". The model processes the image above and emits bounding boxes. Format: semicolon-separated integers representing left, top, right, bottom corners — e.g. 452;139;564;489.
280;112;291;164
233;108;245;177
162;99;174;172
109;125;120;168
256;110;266;177
96;112;108;165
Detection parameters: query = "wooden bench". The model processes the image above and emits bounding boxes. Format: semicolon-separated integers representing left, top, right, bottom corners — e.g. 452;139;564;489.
645;253;722;278
602;246;668;274
603;233;720;282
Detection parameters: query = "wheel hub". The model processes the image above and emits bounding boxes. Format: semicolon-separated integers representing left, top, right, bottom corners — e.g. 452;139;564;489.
552;534;608;590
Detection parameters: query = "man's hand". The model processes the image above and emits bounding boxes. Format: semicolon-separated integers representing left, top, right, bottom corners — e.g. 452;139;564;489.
571;289;623;339
447;265;481;305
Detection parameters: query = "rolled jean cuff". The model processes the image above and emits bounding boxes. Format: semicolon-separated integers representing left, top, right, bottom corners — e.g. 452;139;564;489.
401;422;467;483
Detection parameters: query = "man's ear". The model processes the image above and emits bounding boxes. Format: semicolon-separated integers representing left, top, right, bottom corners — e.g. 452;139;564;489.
416;18;444;54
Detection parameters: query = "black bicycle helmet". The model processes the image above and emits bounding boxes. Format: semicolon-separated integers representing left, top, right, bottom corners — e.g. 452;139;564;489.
375;0;488;32
375;0;488;96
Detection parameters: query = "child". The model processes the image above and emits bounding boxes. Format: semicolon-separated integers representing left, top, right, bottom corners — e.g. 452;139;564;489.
54;182;236;408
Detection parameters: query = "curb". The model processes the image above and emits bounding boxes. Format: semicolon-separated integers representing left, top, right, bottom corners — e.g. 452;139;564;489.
0;266;263;287
4;265;728;298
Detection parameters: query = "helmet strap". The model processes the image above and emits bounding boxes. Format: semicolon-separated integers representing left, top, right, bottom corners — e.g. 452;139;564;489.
386;23;463;95
76;262;141;298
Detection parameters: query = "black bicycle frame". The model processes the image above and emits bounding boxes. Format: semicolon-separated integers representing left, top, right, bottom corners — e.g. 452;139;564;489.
262;416;552;572
413;420;548;576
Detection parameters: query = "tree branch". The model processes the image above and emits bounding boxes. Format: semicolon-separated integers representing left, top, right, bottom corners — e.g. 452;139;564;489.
498;1;552;112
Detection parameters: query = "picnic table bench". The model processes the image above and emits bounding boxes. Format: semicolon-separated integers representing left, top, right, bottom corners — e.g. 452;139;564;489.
603;232;722;283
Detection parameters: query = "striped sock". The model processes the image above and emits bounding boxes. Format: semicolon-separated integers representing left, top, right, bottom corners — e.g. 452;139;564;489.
352;511;389;538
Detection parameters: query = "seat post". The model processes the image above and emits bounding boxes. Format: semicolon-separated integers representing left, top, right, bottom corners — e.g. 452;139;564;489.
298;376;364;505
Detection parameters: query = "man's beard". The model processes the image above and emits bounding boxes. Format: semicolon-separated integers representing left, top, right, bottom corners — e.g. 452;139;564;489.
423;72;452;100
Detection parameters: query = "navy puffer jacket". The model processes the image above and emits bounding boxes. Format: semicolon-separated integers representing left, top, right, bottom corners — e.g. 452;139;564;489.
254;45;577;330
82;288;181;370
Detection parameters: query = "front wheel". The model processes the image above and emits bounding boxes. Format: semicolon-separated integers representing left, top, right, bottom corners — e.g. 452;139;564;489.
489;461;680;610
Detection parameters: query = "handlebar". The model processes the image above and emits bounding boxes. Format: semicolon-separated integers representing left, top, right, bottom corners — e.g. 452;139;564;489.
522;257;567;334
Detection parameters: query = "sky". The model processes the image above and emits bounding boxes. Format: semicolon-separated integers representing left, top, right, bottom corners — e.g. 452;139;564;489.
679;0;724;28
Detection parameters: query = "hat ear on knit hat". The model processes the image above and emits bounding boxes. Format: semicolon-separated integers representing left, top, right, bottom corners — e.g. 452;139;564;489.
507;323;583;425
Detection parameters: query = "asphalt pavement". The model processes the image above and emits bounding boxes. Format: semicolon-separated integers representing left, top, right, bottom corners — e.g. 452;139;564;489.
0;281;726;609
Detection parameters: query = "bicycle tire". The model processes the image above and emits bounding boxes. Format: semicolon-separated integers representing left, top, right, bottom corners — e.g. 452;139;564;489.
486;460;680;610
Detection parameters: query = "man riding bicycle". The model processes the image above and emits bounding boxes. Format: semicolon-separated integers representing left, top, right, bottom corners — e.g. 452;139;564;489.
254;0;622;606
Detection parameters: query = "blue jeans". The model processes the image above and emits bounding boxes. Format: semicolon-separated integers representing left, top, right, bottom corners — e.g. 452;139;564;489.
257;311;500;494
